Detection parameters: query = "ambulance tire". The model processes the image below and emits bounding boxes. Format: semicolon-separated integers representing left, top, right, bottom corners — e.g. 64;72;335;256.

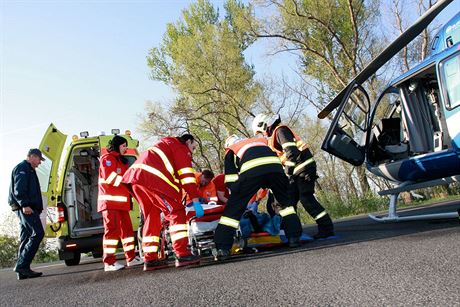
65;252;81;266
92;250;103;259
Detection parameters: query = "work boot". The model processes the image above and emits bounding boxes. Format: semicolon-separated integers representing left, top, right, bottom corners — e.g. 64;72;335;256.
127;256;144;267
104;261;125;272
288;237;301;248
314;214;335;240
215;249;231;261
143;259;169;271
175;254;200;267
15;269;43;280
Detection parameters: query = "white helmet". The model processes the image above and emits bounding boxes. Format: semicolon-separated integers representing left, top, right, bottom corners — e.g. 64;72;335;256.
224;134;241;148
252;113;271;136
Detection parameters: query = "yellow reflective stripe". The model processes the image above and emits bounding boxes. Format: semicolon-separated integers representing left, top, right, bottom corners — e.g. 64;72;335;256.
121;237;135;244
293;157;315;175
143;245;159;253
105;172;118;185
224;174;238;183
149;146;176;180
104;248;117;254
279;206;296;217
143;236;160;243
130;164;180;192
170;231;188;242
169;224;188;232
315;211;327;220
281;142;297;149
240;156;281;173
219;216;239;229
98;195;128;202
178;167;194;175
113;175;123;187
181;177;197;185
284;161;296;167
103;239;119;245
123;245;135;251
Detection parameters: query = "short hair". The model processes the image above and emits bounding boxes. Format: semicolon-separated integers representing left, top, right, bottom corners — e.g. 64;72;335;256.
177;133;195;144
201;169;214;179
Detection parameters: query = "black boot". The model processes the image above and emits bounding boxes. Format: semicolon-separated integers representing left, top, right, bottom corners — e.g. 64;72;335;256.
175;254;200;267
288;237;301;248
215;249;231;261
314;214;334;240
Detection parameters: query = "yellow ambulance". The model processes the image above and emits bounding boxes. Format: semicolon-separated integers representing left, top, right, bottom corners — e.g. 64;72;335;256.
37;123;140;266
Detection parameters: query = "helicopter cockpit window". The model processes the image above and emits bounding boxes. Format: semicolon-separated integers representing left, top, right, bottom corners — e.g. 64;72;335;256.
338;87;369;146
440;52;460;109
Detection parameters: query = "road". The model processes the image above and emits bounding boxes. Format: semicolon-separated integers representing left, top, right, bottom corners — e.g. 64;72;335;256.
1;201;459;306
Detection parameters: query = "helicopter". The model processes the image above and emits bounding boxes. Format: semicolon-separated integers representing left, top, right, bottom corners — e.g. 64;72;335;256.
318;0;460;222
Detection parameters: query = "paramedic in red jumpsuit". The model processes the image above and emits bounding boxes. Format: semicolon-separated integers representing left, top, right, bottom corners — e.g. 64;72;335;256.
98;135;143;271
122;134;204;271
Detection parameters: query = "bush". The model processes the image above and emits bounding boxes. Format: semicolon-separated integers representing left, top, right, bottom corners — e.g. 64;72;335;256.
0;235;19;268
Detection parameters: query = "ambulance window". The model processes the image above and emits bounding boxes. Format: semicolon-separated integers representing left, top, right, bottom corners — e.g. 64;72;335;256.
441;52;460;109
36;159;52;192
125;156;137;167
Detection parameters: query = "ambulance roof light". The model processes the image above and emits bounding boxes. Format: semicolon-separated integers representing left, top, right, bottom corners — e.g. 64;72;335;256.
80;131;89;138
111;129;120;135
125;130;131;136
72;135;79;142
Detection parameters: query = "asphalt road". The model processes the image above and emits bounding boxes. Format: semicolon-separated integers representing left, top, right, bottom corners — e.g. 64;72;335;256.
1;201;459;306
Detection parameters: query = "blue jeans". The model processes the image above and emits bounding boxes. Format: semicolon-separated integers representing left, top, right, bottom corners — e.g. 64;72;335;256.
15;210;44;270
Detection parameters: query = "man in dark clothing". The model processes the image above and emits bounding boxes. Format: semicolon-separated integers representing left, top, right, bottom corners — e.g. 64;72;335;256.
252;114;335;239
214;135;303;261
8;149;46;280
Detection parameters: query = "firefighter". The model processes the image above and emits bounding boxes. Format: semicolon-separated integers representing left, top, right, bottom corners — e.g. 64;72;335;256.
98;135;143;271
214;135;303;261
122;134;204;271
252;114;335;239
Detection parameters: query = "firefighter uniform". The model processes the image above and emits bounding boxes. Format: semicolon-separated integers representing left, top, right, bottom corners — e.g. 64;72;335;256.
122;137;200;262
98;151;136;265
214;137;303;252
269;125;334;238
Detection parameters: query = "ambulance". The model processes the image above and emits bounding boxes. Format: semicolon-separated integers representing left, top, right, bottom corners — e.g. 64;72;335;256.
37;123;141;266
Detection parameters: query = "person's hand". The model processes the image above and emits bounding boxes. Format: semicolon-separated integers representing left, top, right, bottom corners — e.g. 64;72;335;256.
247;202;258;214
22;207;33;215
192;201;204;218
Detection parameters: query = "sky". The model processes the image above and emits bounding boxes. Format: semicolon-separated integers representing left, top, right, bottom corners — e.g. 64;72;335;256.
1;0;459;218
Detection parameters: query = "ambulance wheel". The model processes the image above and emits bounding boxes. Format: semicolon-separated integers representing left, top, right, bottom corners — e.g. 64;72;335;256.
65;252;81;266
92;250;103;259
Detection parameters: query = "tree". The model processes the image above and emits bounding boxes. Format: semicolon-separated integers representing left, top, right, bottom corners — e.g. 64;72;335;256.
143;0;261;172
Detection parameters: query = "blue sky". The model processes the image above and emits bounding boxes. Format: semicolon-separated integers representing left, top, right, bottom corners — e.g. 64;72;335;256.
1;0;459;217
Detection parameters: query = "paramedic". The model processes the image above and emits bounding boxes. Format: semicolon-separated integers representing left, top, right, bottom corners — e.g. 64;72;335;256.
122;134;204;271
214;135;303;261
212;173;229;206
9;149;45;280
186;170;218;204
98;135;143;271
252;114;334;239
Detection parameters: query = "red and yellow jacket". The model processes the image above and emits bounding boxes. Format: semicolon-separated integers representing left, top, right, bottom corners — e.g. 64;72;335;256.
98;151;131;212
122;137;199;203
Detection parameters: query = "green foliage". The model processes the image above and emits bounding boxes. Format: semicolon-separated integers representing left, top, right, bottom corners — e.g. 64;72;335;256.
0;235;18;268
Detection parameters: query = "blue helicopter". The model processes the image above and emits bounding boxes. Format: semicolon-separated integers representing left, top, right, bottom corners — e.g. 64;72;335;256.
318;0;460;222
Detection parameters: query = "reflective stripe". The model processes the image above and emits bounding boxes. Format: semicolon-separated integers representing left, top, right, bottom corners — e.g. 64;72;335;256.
143;236;160;243
143;245;159;253
130;164;180;192
281;142;297;149
105;172;118;185
219;216;239;229
113;175;123;187
279;206;296;217
171;231;188;242
284;161;296;167
169;224;188;232
149;146;178;183
104;248;117;254
103;239;119;245
240;156;281;173
181;177;197;185
121;237;135;244
314;211;327;220
98;195;128;202
178;167;194;175
224;174;238;183
209;196;218;201
293;157;315;175
123;245;135;251
235;142;267;159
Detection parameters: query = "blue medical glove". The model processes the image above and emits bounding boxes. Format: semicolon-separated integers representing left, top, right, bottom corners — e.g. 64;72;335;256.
193;201;204;218
247;201;259;214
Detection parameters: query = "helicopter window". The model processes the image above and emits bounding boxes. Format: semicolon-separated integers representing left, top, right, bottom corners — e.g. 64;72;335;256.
440;52;460;109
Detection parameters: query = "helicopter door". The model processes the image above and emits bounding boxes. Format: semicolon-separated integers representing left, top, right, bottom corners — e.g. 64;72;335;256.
321;84;371;166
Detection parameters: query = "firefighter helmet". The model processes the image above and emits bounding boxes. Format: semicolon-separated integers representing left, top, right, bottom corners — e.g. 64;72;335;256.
225;134;241;148
252;113;272;136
